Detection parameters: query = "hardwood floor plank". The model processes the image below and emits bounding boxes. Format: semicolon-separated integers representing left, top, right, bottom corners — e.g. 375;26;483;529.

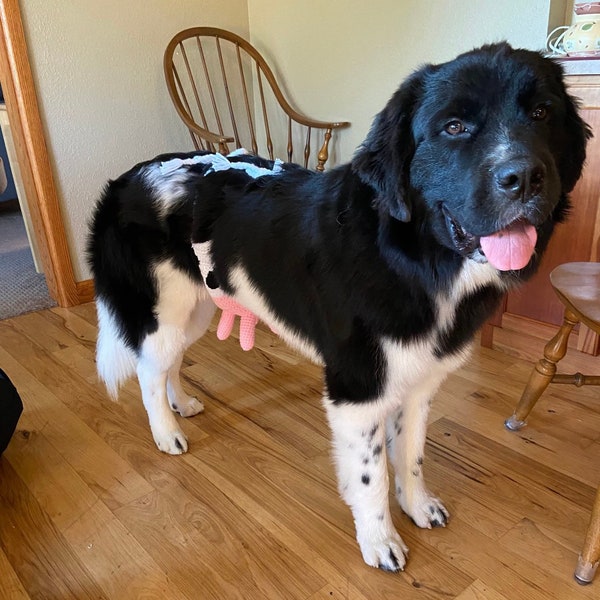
455;579;510;600
499;517;585;584
307;582;371;599
4;424;98;532
47;305;98;344
0;547;30;600
183;356;330;461
435;379;600;488
0;319;208;470
181;453;472;599
421;420;597;598
64;498;182;600
491;321;600;373
427;418;595;542
115;487;325;600
405;516;593;600
7;310;79;353
447;352;600;446
0;459;106;599
0;345;153;513
59;301;98;326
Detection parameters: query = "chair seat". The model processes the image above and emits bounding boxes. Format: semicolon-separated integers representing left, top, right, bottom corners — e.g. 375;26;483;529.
550;262;600;330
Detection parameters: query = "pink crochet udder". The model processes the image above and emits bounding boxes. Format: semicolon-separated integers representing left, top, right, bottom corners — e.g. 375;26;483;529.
212;296;259;351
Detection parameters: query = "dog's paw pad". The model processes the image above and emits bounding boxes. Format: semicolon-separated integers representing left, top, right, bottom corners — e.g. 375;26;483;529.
427;502;449;527
402;493;449;529
154;430;189;454
171;396;204;418
360;534;408;572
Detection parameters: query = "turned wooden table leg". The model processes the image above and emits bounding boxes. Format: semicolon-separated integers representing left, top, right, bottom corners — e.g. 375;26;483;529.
575;486;600;584
505;309;579;431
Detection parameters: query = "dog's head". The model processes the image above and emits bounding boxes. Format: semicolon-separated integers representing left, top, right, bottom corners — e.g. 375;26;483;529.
353;42;591;272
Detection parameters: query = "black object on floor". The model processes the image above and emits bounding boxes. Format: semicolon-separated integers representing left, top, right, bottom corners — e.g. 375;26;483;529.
0;367;23;454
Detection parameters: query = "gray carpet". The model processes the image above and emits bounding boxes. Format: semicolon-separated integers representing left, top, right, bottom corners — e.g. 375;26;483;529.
0;208;56;320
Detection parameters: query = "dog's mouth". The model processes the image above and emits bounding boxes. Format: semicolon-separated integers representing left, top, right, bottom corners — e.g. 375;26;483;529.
442;206;538;271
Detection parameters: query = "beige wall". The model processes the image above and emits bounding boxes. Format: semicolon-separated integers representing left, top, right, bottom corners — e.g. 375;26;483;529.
19;0;249;281
20;0;558;282
248;0;555;165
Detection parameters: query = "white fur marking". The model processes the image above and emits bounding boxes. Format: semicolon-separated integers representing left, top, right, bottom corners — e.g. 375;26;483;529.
95;298;136;398
141;164;192;215
436;259;503;333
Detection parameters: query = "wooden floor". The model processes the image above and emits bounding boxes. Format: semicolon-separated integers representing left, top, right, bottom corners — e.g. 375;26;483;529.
0;303;599;599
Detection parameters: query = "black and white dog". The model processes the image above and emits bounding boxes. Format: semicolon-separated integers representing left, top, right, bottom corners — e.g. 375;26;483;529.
89;43;589;571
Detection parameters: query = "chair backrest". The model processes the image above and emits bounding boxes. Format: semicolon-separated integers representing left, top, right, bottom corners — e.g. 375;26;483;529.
164;27;349;171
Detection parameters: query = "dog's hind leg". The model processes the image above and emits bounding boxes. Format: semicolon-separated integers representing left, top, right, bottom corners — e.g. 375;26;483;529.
167;297;216;418
324;397;408;572
167;352;203;418
137;262;214;454
386;372;449;529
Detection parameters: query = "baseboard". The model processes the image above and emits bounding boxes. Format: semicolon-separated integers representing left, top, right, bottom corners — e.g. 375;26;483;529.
76;279;94;304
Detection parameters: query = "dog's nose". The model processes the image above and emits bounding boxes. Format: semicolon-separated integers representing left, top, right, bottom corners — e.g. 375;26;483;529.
495;159;546;201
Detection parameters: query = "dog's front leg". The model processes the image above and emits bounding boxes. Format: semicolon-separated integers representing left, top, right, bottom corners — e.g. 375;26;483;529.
386;381;449;529
324;397;408;571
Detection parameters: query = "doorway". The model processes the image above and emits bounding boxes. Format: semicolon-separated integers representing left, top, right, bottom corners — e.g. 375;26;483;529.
0;0;85;312
0;97;55;319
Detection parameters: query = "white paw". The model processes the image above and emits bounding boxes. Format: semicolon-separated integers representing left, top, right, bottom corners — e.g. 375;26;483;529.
358;531;409;572
399;491;449;529
170;395;204;418
153;428;189;454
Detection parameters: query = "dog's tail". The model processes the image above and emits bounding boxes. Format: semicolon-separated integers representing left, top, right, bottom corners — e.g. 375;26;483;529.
88;170;164;399
95;298;137;398
88;156;205;397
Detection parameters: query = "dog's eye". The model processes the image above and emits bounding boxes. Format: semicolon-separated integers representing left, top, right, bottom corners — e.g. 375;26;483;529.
444;120;467;136
531;106;548;121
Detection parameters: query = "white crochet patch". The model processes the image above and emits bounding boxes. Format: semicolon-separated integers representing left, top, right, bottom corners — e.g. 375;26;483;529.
192;241;215;288
159;150;284;179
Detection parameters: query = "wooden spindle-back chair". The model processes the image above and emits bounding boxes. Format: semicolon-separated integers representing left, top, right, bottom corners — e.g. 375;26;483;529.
164;27;350;171
505;262;600;585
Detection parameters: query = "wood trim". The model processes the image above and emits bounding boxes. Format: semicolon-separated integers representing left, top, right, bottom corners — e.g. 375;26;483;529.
480;295;506;348
0;0;78;307
567;74;600;107
76;279;94;304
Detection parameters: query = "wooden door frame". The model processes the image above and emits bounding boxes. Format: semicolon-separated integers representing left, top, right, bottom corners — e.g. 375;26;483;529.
0;0;91;307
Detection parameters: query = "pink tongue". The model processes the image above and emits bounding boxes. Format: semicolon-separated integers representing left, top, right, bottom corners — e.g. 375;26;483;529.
480;222;537;271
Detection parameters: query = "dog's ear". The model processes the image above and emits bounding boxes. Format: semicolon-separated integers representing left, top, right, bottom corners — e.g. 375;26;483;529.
558;87;593;194
352;67;429;222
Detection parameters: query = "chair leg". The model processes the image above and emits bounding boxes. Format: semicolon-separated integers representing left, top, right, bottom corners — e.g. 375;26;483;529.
505;308;579;431
575;486;600;584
